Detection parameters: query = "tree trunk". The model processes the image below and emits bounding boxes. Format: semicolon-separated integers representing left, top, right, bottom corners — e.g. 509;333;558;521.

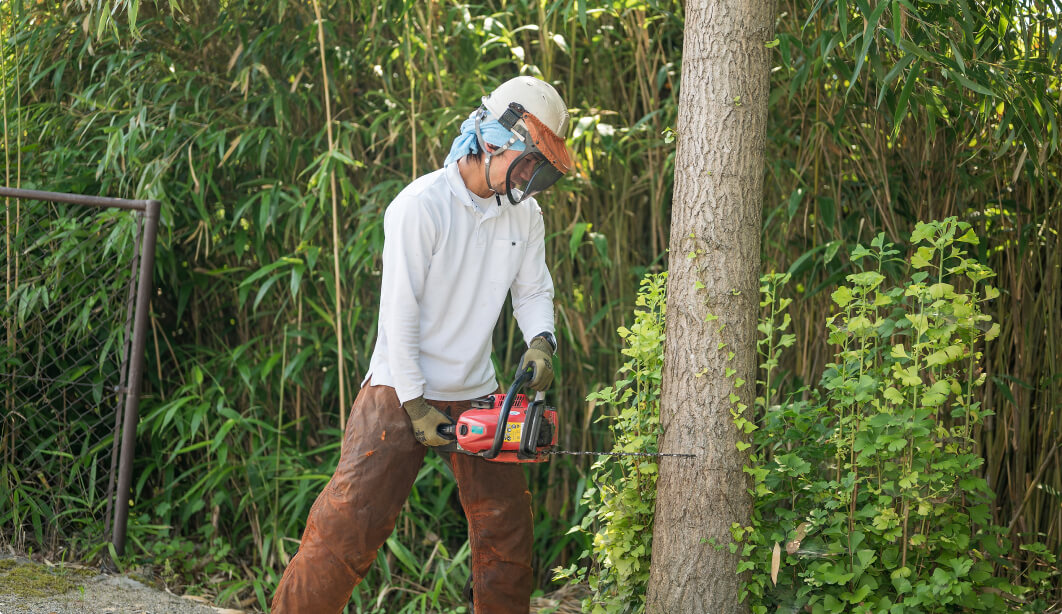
646;1;776;612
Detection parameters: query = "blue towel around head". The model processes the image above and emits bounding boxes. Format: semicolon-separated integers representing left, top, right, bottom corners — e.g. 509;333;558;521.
444;110;525;166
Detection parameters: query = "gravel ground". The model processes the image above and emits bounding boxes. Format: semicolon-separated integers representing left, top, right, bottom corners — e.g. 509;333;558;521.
0;553;589;614
0;555;235;614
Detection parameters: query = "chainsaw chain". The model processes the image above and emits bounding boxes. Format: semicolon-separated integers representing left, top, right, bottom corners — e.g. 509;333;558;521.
548;449;695;458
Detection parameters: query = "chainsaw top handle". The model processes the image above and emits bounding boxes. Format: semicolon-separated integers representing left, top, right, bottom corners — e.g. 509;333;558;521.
482;366;535;460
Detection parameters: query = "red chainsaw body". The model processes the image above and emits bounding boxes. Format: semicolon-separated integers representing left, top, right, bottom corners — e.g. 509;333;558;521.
452;393;557;463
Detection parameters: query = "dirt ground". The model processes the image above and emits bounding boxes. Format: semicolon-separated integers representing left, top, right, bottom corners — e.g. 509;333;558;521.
0;551;588;614
0;554;238;614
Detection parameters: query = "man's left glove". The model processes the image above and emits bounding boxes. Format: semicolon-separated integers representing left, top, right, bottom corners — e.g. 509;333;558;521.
519;335;555;392
403;396;455;447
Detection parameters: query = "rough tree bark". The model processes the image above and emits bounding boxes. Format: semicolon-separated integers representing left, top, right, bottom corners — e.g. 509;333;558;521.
646;1;776;612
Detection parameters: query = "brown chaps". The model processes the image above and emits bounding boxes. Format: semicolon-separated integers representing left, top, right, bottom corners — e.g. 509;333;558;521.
270;383;533;613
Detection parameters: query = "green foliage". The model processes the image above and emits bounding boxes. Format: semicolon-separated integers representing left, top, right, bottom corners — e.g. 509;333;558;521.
555;273;667;614
776;0;1061;160
4;0;1062;608
3;0;680;607
766;0;1062;572
739;218;1057;613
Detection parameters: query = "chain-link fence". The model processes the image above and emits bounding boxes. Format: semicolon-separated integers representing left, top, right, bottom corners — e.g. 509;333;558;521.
1;188;158;558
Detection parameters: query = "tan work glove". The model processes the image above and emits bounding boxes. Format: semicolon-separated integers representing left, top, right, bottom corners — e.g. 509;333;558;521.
518;335;555;392
403;396;454;447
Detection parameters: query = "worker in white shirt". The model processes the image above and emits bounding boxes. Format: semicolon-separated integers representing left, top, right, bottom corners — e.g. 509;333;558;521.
271;76;571;614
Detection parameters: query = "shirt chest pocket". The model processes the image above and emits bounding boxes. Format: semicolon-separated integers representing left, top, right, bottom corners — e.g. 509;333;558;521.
488;238;528;284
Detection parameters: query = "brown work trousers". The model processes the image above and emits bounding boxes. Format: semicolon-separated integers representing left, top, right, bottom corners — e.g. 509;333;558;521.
270;382;533;614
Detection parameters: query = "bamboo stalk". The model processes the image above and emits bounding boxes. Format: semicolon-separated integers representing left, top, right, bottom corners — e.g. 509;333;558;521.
312;0;347;429
274;324;287;566
2;0;22;474
2;1;10;475
296;294;303;439
1008;442;1061;532
403;13;416;179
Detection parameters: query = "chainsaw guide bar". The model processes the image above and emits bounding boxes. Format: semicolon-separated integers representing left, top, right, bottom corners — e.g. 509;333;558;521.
546;450;695;458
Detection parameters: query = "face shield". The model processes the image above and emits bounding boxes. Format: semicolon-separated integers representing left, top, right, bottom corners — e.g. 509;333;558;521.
475;102;572;205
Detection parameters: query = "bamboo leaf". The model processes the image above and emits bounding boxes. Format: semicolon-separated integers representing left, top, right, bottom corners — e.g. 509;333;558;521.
847;0;890;96
895;37;937;63
253;273;284;311
238;260;289;308
892;58;922;134
803;0;830;30
947;69;994;97
949;38;966;74
877;54;915;109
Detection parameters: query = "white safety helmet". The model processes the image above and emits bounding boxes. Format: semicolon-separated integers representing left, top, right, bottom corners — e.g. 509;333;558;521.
474;77;572;204
482;76;571;140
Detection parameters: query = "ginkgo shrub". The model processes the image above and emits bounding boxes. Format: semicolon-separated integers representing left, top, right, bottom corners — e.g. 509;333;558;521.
737;218;1056;613
555;273;668;614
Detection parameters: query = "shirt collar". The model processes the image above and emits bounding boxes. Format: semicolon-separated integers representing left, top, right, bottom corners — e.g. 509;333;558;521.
445;162;502;219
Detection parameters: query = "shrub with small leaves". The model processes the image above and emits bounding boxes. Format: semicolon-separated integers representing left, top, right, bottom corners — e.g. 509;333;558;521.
554;273;667;614
737;218;1056;613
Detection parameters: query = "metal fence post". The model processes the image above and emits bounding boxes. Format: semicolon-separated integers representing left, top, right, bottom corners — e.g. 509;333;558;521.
111;199;160;557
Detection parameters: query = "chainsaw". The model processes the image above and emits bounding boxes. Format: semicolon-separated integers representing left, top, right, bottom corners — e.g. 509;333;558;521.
437;366;693;463
437;366;557;462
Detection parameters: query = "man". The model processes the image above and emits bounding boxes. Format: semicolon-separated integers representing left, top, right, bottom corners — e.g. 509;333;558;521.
270;75;571;614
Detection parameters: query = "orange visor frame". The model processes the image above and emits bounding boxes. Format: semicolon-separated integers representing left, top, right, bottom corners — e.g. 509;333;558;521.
496;103;572;204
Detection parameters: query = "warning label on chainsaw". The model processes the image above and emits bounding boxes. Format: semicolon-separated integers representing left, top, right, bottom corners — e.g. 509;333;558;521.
504;423;522;443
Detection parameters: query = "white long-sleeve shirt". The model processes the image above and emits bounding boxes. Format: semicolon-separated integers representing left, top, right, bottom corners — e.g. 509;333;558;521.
363;163;555;403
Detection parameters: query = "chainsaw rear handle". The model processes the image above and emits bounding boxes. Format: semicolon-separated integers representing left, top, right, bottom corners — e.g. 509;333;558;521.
436;422;458;441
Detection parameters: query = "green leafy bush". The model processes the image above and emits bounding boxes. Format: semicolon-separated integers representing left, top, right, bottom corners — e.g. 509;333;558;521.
555;272;667;614
739;218;1056;613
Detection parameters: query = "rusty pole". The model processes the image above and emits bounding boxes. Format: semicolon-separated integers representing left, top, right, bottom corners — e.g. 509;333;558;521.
111;198;160;556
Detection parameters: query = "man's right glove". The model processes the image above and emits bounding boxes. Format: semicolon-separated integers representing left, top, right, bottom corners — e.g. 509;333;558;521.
518;335;555;392
402;396;455;447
